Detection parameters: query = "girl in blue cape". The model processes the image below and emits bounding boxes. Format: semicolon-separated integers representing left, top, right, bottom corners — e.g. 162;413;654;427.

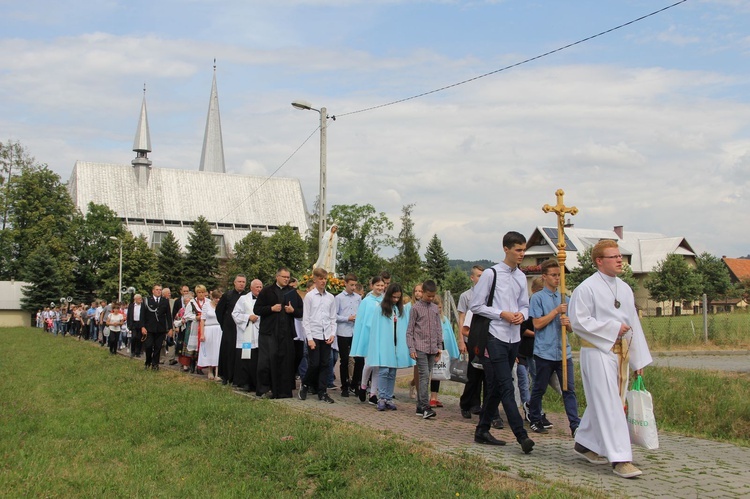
350;276;385;402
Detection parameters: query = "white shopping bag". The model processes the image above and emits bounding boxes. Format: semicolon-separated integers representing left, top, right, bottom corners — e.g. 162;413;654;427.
626;375;659;450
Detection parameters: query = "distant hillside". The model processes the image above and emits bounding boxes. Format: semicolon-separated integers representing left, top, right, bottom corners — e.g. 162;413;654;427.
449;259;497;273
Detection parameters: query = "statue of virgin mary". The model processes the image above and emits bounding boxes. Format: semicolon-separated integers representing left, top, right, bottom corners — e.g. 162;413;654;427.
313;224;338;275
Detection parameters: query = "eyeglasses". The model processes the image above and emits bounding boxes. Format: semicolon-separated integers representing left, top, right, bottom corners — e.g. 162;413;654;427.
601;255;623;260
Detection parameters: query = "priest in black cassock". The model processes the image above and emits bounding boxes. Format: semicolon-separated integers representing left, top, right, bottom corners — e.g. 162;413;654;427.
254;267;303;399
216;274;247;385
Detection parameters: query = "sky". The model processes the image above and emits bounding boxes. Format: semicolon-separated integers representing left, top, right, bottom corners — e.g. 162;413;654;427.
1;0;749;262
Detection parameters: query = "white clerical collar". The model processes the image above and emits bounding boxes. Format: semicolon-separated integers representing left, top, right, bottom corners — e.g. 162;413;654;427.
597;271;617;283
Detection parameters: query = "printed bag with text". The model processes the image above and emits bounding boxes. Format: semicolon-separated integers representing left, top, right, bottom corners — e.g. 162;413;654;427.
450;353;470;384
626;375;659;450
431;350;451;381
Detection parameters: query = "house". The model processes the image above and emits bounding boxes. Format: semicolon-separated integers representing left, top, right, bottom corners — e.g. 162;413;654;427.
0;281;33;327
722;257;750;284
523;225;697;316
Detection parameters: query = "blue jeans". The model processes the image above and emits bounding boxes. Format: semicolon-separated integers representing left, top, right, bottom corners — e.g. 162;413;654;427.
477;337;527;440
89;322;98;341
528;355;581;431
377;367;397;401
517;363;530;404
328;349;339;387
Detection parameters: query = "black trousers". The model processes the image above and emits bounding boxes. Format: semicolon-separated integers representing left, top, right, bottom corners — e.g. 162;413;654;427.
130;322;143;356
460;361;486;411
233;348;259;391
108;331;121;354
302;339;331;395
336;336;353;391
352;357;365;389
257;333;294;398
144;332;166;368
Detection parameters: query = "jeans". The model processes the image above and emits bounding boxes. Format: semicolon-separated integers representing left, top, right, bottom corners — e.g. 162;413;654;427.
517;362;530;404
377;367;397;401
327;349;339;388
529;355;581;431
416;351;435;412
477;337;527;440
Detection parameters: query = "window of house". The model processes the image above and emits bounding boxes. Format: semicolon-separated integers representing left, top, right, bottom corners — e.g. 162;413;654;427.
213;234;227;258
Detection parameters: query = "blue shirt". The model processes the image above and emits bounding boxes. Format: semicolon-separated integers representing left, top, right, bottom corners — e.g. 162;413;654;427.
529;287;572;361
470;262;529;343
335;291;361;338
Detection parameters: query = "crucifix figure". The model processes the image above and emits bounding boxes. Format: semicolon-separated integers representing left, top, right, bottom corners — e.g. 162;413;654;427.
542;189;578;390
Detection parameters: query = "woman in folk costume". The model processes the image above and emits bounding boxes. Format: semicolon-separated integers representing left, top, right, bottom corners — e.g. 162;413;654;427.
350;276;385;402
197;289;223;380
180;286;206;373
428;294;460;408
313;224;338;274
367;283;414;411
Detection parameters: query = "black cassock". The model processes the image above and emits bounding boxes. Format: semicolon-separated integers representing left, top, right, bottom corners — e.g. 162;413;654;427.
216;288;246;383
253;284;303;398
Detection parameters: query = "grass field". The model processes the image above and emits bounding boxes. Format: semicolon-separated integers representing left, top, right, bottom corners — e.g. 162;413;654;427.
0;327;597;498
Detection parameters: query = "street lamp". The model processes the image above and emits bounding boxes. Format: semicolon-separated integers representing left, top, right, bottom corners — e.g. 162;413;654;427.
291;99;332;240
109;236;123;302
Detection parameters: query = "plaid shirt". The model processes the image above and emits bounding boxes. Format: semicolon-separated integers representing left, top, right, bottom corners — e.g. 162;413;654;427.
406;300;443;355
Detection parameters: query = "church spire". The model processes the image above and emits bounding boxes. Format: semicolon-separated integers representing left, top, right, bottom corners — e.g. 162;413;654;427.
132;84;152;168
199;60;226;173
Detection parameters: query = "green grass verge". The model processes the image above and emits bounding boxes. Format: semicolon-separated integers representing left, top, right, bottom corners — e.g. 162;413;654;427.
0;328;595;498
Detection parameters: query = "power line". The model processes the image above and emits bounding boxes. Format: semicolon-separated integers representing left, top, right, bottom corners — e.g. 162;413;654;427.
337;0;689;118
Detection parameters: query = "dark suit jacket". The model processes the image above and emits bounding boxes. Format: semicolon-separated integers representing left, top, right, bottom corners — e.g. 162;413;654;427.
142;296;172;334
126;301;144;331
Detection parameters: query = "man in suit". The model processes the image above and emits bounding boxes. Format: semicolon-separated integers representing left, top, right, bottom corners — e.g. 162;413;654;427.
216;274;247;385
141;284;173;370
127;294;145;357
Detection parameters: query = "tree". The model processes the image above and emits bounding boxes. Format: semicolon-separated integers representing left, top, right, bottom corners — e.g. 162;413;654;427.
646;254;702;315
68;202;126;301
185;216;219;290
20;243;71;312
226;231;275;285
328;203;393;280
157;231;185;291
444;267;472;300
267;225;308;278
424;233;450;288
390;204;423;288
695;252;733;306
566;247;637;291
0;140;36;231
101;233;159;299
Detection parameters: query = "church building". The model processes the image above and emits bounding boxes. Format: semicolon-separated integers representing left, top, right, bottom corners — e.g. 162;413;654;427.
67;67;310;258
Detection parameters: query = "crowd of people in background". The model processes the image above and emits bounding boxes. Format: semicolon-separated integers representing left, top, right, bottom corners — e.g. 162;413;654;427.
34;232;651;478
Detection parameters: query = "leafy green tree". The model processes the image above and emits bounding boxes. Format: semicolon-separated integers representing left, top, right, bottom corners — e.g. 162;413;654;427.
226;231;275;285
695;252;733;306
444;267;472;300
101;233;159;299
0;140;36;231
390;203;423;288
424;234;450;288
20;243;71;312
328;203;393;280
646;254;702;315
566;247;637;291
267;225;307;278
185;216;219;290
157;231;185;291
68;202;126;301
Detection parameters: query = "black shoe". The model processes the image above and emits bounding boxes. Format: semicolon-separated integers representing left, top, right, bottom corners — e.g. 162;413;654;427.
169;359;178;365
519;437;535;454
541;413;553;429
491;418;504;430
221;379;228;386
530;421;548;434
474;431;506;446
368;395;378;406
471;405;482;415
340;389;349;398
319;394;335;404
151;365;159;371
461;409;472;419
358;387;367;402
298;385;308;400
422;409;437;420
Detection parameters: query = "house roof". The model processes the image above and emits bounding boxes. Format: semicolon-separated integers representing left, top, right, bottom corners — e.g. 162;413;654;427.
722;257;750;282
68;161;310;252
526;226;696;273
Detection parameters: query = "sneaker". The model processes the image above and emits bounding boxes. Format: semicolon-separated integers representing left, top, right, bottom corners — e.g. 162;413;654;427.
529;421;548;434
571;427;578;438
612;462;642;478
519;437;535;454
385;400;397;411
415;408;423;416
422;409;437;420
523;402;531;423
358;387;367;402
541;413;553;429
319;394;335;404
298;385;308;401
368;395;378;405
377;399;387;411
574;443;608;465
340;388;349;398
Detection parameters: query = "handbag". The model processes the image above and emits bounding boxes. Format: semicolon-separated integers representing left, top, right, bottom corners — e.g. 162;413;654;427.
431;350;451;381
626;375;659;449
466;268;497;362
449;353;470;383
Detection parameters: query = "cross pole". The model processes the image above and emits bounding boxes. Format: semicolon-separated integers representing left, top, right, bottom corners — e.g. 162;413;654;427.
542;189;578;391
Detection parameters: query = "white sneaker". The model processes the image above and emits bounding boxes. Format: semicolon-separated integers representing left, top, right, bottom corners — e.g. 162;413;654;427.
613;462;642;478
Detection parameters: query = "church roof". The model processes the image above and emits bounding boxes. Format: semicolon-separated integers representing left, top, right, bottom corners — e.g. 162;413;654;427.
68;161;310;252
199;67;225;173
133;92;152;153
526;226;696;273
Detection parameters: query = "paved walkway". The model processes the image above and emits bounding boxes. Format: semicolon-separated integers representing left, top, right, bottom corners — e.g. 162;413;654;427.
650;352;749;373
